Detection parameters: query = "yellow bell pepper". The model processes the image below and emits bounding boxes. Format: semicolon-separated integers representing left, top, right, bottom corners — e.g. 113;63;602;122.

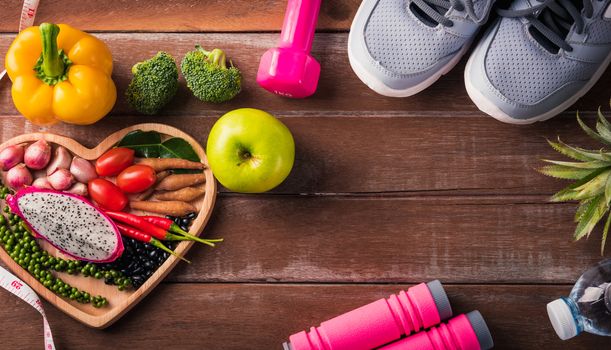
5;23;116;125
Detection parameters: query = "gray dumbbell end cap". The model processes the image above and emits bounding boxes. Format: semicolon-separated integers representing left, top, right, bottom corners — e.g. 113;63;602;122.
426;279;452;320
282;342;293;350
466;311;494;350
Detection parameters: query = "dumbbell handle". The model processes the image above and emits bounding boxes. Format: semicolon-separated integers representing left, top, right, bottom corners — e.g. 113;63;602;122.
278;0;322;52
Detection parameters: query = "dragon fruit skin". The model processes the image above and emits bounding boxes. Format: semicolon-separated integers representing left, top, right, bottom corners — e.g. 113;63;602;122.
6;187;124;263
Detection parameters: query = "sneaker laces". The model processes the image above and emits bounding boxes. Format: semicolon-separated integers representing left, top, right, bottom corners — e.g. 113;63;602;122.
497;0;594;52
410;0;492;27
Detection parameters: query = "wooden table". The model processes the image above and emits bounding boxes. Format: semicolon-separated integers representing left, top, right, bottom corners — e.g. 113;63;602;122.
1;1;610;349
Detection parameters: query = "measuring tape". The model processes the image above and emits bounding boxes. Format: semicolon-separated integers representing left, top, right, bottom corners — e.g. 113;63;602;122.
0;266;56;349
1;3;55;348
0;0;40;81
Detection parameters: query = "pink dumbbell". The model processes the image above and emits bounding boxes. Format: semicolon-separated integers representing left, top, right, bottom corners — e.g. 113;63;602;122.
379;311;494;350
283;280;452;350
257;0;321;98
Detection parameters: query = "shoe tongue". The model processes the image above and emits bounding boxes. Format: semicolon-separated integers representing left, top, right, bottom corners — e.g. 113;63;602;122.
409;1;450;27
409;0;492;27
530;0;584;53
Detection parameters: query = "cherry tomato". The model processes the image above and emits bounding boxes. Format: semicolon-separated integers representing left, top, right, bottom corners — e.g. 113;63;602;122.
117;165;156;193
88;178;128;211
95;148;135;176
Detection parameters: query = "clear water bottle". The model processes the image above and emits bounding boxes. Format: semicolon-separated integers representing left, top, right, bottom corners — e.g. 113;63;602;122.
547;259;611;340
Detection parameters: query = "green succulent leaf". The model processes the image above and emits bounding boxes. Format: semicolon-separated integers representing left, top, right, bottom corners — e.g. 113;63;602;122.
549;168;608;202
574;194;607;241
541;159;611;169
605;173;611;205
573;170;611;200
539;165;598;180
577;112;611;145
547;138;606;161
596;119;611;144
602;212;611;255
598;106;611;129
575;199;591;222
543;105;611;250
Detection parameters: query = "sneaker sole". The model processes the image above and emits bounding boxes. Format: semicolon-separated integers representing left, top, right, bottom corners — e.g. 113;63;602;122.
465;49;611;125
347;1;474;98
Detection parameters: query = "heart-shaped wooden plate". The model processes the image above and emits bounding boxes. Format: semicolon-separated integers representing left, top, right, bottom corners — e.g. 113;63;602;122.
0;123;217;328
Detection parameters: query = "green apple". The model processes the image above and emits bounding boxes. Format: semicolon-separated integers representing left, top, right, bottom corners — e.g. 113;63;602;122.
206;108;295;193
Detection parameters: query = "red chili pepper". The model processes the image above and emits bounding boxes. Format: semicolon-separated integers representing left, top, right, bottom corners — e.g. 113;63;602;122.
107;211;169;240
141;215;223;247
115;223;190;263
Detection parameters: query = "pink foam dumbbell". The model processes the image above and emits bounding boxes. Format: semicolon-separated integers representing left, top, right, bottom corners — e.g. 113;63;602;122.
256;0;321;98
283;280;452;350
379;311;494;350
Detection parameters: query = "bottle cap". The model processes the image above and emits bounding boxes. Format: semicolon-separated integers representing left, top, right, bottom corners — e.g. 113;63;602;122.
427;280;453;320
547;298;578;340
465;311;494;350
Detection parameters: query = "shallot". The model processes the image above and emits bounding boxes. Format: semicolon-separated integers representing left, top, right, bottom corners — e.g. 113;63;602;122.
32;177;53;189
66;182;88;196
0;145;24;171
70;157;97;183
24;139;51;170
46;146;72;175
47;168;74;190
6;164;33;189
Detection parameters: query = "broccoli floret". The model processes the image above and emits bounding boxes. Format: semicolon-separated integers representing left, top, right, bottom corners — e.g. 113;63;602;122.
180;46;242;103
126;52;179;115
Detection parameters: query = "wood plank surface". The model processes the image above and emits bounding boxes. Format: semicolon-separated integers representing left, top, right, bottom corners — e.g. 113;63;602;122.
168;195;608;283
1;33;609;116
0;0;360;32
0;114;605;195
0;283;607;349
1;1;611;348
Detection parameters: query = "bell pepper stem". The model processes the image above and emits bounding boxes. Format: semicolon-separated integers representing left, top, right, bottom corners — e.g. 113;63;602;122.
39;23;64;78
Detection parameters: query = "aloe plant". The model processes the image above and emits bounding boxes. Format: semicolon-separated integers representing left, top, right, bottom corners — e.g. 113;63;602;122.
539;102;611;254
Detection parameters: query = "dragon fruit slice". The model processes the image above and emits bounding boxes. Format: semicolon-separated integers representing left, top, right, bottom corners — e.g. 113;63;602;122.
7;187;123;262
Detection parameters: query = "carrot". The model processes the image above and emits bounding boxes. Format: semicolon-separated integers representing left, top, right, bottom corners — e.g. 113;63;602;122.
135;158;204;172
152;185;205;202
130;200;197;216
155;173;206;191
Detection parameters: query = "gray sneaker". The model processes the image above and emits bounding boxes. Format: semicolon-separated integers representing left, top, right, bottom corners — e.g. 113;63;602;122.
465;0;611;124
348;0;495;97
